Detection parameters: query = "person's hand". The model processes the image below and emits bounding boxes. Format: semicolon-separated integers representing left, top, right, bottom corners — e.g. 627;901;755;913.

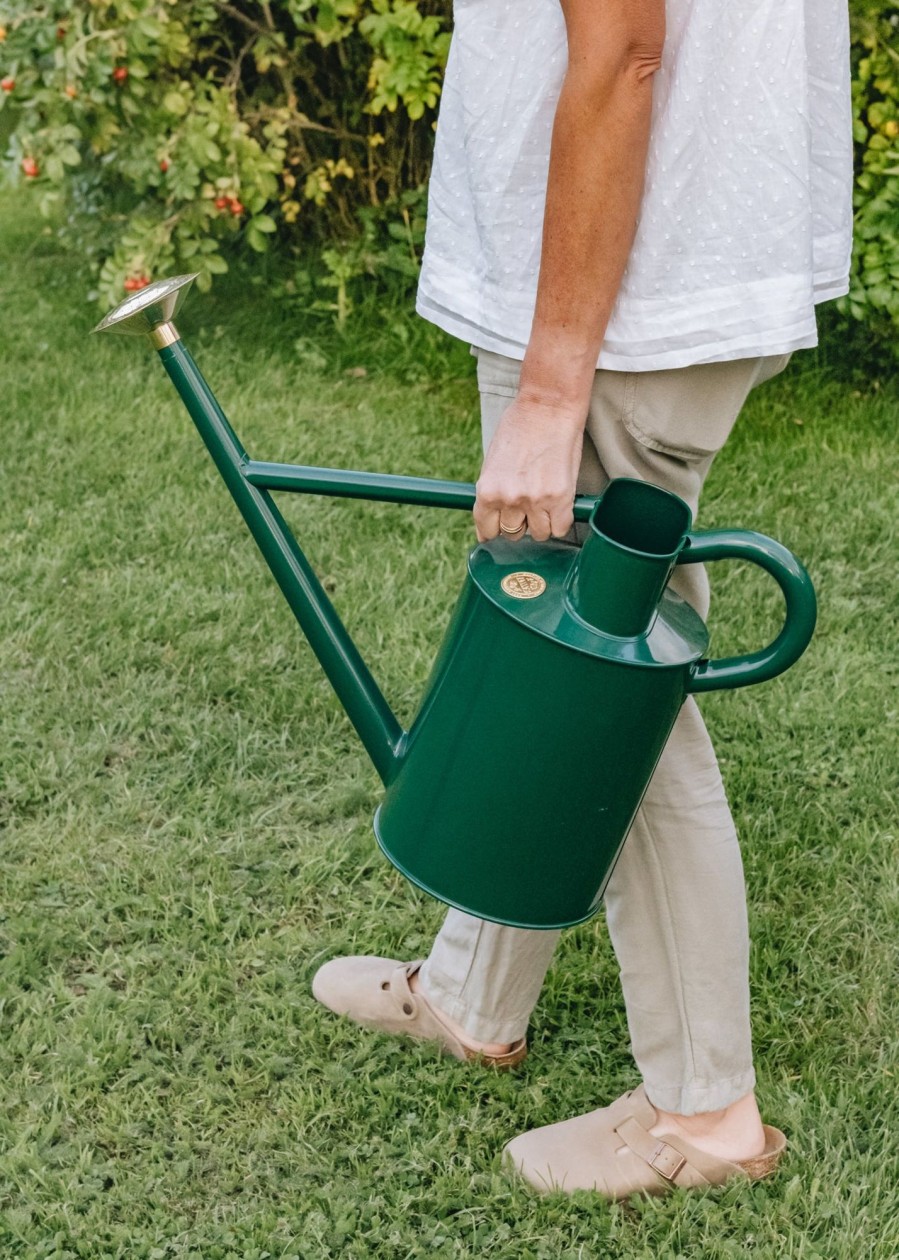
473;395;586;542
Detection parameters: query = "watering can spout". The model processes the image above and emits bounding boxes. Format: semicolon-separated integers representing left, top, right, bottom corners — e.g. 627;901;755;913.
94;280;405;784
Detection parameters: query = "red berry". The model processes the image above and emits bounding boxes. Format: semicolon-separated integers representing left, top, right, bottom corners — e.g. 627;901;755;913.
1;77;14;92
159;159;169;173
214;196;230;210
56;25;66;40
65;84;77;99
112;66;128;84
21;157;39;178
229;199;244;217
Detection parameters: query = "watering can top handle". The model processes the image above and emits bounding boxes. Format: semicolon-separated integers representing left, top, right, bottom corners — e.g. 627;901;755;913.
678;529;817;693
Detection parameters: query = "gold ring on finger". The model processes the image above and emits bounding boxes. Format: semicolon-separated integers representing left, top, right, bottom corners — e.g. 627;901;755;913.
499;519;527;536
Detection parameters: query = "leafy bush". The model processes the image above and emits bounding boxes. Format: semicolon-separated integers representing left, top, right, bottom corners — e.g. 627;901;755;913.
845;3;899;339
2;0;898;347
0;0;449;303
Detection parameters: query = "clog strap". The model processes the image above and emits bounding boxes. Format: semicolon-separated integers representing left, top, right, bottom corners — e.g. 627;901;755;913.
614;1111;753;1190
614;1116;705;1187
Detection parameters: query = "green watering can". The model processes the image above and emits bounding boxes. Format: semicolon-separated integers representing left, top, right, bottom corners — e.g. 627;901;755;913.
94;275;818;930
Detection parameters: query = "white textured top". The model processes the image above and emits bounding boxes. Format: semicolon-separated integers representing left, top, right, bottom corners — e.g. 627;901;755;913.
416;0;854;371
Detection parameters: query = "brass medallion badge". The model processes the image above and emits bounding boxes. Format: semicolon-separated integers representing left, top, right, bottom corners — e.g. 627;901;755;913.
501;571;547;600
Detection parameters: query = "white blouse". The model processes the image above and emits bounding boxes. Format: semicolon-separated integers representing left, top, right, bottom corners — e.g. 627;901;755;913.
416;0;854;371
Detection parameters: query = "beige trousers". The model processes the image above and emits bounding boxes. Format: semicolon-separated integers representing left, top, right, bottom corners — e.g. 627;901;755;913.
418;347;791;1115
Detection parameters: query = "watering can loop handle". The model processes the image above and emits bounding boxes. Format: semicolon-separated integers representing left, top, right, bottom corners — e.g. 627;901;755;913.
678;529;817;693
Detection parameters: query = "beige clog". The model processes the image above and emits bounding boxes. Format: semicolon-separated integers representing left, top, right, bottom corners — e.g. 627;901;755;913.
312;956;527;1068
504;1085;786;1197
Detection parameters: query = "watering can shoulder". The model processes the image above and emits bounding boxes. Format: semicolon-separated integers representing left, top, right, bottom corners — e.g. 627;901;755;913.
468;538;710;669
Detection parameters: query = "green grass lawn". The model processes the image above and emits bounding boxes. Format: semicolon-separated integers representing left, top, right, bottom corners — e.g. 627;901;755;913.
1;192;897;1259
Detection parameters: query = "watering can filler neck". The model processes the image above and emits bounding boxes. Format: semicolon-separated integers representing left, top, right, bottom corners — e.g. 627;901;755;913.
93;276;818;929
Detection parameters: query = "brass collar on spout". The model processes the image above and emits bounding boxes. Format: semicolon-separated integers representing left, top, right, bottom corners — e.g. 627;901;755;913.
149;322;180;350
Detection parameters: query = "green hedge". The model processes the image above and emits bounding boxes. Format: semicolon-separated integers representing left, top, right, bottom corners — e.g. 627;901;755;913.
0;0;450;304
846;3;899;337
1;0;897;340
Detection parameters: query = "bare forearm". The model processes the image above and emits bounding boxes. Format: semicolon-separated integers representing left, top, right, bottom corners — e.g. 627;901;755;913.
472;1;664;543
520;33;662;413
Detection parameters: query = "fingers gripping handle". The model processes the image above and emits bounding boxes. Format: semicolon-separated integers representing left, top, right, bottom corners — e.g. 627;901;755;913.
679;530;817;693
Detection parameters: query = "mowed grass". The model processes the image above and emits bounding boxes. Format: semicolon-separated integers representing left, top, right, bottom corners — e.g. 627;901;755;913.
1;191;897;1260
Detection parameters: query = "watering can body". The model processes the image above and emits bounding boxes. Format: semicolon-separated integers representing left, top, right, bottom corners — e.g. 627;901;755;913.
375;470;816;929
94;275;818;931
377;531;708;928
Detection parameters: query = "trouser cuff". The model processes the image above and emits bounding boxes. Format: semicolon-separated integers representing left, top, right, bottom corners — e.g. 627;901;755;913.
418;964;531;1046
643;1067;757;1116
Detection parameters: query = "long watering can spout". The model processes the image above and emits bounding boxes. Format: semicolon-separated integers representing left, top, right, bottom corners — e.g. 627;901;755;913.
94;281;405;783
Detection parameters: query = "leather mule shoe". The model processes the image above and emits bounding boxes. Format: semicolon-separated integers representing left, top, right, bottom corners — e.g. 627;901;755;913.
504;1085;786;1198
312;956;527;1068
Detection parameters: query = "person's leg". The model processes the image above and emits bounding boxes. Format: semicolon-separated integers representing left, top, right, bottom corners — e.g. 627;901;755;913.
416;909;559;1047
586;355;790;1124
502;354;794;1192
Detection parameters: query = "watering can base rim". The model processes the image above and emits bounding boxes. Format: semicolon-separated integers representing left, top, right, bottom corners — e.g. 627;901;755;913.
373;808;602;931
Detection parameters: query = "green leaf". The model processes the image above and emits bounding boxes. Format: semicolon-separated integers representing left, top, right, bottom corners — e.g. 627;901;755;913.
250;214;277;233
246;225;269;253
163;91;189;117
